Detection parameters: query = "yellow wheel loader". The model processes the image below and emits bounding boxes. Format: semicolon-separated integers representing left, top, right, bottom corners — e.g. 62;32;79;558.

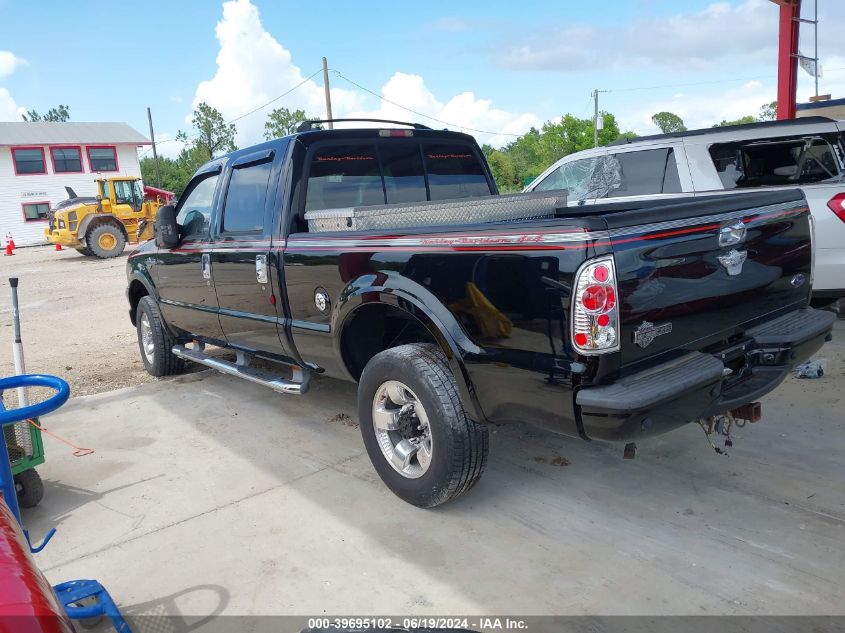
44;177;168;259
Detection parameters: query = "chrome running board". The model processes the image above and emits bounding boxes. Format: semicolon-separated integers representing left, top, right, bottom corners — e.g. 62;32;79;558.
172;344;310;395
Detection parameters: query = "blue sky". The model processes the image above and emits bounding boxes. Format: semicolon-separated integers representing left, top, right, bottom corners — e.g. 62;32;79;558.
1;0;843;155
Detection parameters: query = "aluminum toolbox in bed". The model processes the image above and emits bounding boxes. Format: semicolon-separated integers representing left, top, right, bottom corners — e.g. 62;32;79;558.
304;191;568;232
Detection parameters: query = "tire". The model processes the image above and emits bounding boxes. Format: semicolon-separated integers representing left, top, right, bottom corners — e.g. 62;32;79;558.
136;295;185;377
15;468;44;508
75;246;93;257
86;223;126;259
358;343;488;507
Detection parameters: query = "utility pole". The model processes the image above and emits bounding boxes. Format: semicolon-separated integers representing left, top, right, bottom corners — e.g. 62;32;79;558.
146;107;161;188
322;57;334;129
592;89;607;147
814;0;819;97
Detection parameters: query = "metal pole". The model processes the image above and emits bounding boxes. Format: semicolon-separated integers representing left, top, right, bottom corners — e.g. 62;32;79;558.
593;90;599;148
9;278;28;408
0;401;22;523
322;57;334;129
147;107;162;188
814;0;819;97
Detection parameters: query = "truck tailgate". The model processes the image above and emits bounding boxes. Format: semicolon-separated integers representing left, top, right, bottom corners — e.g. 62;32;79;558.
600;190;812;367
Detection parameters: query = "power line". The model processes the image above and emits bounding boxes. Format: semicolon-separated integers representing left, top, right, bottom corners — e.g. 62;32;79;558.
331;69;524;138
139;68;323;159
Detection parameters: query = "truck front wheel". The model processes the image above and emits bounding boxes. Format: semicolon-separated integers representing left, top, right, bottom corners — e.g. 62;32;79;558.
87;224;126;259
136;296;185;377
357;343;488;507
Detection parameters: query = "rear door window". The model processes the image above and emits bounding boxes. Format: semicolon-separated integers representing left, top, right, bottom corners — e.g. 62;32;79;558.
709;134;844;189
422;144;490;200
221;158;274;233
305;145;384;211
604;148;679;198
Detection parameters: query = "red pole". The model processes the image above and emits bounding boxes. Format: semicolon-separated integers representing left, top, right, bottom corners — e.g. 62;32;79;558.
776;1;801;120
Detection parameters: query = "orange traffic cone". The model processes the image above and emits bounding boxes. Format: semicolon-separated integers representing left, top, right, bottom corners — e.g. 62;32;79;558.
55;243;63;251
4;243;12;256
6;233;15;252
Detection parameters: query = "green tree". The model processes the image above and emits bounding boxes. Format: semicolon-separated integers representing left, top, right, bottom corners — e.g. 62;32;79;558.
758;101;777;121
503;127;545;180
264;107;311;139
483;145;519;191
651;111;687;134
176;102;237;161
713;115;756;127
491;112;634;189
141;156;195;197
22;104;70;122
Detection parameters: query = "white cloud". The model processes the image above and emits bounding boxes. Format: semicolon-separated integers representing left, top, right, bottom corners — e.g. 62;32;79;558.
0;50;27;121
191;0;362;147
0;88;25;121
499;0;777;72
744;80;762;88
619;81;776;135
191;0;537;149
0;51;26;80
343;72;541;147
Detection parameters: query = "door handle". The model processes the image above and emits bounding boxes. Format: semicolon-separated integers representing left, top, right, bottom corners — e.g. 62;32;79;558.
201;253;211;280
255;254;268;284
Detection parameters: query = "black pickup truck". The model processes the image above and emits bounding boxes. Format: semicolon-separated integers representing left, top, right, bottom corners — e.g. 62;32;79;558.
127;120;835;507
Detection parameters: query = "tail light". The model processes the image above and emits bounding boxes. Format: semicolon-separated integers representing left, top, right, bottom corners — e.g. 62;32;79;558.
571;255;620;354
828;193;845;223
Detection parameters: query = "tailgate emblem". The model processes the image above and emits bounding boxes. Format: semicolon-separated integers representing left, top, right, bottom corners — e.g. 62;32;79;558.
719;221;747;247
633;321;673;348
718;249;748;276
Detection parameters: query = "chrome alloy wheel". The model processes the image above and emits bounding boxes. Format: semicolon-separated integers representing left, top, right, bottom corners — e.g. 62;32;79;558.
140;313;155;364
372;380;433;479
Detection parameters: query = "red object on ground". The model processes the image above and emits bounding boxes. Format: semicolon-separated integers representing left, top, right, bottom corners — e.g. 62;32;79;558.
0;500;74;632
143;185;175;205
55;244;62;252
4;244;12;257
774;0;800;120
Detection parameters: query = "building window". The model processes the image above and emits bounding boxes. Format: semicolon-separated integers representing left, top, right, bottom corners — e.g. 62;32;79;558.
87;146;118;172
50;146;84;173
12;147;47;175
22;202;50;222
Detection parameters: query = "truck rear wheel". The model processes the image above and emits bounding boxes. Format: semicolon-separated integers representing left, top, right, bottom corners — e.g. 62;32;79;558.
87;224;126;259
357;343;488;507
136;296;185;377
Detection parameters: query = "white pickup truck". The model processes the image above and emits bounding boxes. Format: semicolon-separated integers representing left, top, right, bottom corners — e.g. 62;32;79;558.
526;116;845;303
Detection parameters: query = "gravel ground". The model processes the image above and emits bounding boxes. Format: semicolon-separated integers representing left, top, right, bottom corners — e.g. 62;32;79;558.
0;244;153;399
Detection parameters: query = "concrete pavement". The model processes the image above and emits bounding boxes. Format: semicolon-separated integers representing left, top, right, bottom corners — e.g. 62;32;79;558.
19;321;845;624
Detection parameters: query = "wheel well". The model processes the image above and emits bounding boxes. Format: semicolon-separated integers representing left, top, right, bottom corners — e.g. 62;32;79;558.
128;280;149;326
340;303;438;380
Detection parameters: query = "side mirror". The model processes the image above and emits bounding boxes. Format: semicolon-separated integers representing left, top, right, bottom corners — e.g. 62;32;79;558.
154;205;180;249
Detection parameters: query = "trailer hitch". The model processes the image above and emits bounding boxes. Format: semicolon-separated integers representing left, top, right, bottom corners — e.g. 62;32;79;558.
697;401;762;455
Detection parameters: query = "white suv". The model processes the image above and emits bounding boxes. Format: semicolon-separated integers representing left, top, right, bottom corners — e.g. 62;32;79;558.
525;116;845;300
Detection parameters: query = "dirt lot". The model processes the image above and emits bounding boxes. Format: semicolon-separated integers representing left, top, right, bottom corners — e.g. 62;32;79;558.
0;245;153;397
